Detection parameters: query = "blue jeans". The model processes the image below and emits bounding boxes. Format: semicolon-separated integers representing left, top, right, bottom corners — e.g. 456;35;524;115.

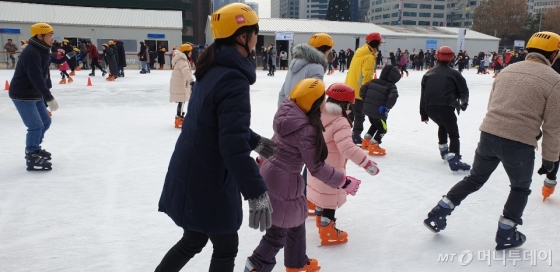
446;132;535;225
141;61;147;70
12;99;51;152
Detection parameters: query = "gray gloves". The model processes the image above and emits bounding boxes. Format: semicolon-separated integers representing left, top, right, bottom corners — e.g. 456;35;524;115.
46;98;58;111
248;191;273;231
66;51;76;59
254;136;277;159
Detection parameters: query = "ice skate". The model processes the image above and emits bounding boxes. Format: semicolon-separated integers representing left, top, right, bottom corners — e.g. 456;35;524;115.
542;178;556;201
286;258;320;272
439;144;449;160
319;219;348;246
26;150;52;171
59;78;66;84
102;70;107;77
89;72;95;76
174;116;183;128
495;216;526;250
70;71;75;76
424;196;454;233
314;207;323;229
445;153;471;172
361;134;372;150
352;133;363;147
38;149;52;160
140;69;147;74
368;142;386;156
307;200;316;216
67;77;73;83
106;75;115;81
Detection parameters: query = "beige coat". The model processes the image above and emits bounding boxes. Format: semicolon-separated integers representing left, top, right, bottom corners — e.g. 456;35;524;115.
479;53;560;161
169;50;193;103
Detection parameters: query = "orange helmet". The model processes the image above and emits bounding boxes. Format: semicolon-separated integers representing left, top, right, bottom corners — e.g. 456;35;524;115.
437;46;454;62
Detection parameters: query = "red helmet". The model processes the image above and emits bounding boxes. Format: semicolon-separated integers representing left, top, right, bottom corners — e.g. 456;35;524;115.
366;32;384;43
326;83;355;104
437;46;454;62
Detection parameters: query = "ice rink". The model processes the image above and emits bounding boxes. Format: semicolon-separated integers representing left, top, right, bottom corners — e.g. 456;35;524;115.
1;66;558;271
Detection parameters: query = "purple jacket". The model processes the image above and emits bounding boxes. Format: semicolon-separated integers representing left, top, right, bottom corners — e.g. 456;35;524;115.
399;55;408;66
261;100;345;228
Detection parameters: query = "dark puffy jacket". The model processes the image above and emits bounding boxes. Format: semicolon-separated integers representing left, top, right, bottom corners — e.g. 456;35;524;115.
420;63;469;120
360;65;401;120
9;38;54;101
553;58;560;74
138;44;147;60
116;41;126;67
158;45;267;234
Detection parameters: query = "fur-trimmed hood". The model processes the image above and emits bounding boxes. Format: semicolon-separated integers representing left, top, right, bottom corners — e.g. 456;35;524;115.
321;101;348;128
290;43;328;73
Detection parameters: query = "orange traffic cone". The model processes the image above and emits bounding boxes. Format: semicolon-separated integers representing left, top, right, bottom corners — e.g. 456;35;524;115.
373;73;378;79
87;77;92;86
4;80;9;91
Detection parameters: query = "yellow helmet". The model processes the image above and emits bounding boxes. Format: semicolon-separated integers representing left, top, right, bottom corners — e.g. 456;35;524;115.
211;3;258;40
180;43;193;52
30;23;54;37
63;39;69;43
289;78;326;113
108;40;115;45
309;33;334;48
527;31;560;52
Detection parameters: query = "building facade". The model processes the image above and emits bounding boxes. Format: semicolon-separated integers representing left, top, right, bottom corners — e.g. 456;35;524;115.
193;0;211;44
532;0;560;14
270;0;330;19
246;1;259;16
10;0;194;42
367;0;449;26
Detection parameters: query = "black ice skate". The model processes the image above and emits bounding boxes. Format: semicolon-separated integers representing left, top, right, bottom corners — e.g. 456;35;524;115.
439;144;449;160
495;216;526;250
26;150;52;171
102;70;107;77
424;197;454;233
352;133;363;147
445;153;471;172
89;72;95;76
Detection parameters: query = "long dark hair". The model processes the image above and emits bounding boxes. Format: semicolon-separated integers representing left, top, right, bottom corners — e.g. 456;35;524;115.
195;24;259;81
183;51;192;62
307;93;328;162
326;97;352;127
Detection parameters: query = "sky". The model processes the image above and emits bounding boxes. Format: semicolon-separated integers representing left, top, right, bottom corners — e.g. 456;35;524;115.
249;0;271;18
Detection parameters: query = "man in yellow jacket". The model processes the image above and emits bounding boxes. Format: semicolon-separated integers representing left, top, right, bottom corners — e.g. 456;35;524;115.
345;32;384;145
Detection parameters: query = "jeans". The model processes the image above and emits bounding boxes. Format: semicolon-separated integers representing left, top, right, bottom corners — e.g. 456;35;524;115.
155;230;239;272
248;224;308;272
141;61;147;71
12;99;51;152
446;132;535;225
349;99;365;136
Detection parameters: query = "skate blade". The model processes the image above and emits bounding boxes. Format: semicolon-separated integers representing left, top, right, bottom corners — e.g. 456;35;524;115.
369;152;386;156
495;243;524;250
451;169;470;175
26;166;52;171
423;221;440;233
319;239;348;246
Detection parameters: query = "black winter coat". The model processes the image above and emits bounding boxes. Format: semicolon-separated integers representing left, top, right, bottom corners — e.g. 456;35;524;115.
9;38;54;101
360;65;401;120
420;63;469;120
104;46;119;76
116;41;126;67
158;45;267;234
389;52;396;65
138;44;147;60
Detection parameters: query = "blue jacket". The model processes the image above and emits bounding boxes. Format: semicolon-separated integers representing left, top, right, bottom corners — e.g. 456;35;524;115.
9;38;54;101
158;45;268;234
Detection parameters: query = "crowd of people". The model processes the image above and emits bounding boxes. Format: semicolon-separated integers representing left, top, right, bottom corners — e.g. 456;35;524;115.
7;3;560;272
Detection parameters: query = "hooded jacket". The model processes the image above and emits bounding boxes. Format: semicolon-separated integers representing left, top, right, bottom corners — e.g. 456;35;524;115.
361;65;401;120
479;53;560;162
277;43;328;107
158;45;267;234
419;63;469;120
262;100;345;228
9;38;53;101
345;44;377;100
169;50;193;103
116;41;126;67
307;102;368;209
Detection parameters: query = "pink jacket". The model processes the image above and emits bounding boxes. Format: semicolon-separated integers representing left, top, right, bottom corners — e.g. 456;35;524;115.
307;102;369;209
57;55;69;71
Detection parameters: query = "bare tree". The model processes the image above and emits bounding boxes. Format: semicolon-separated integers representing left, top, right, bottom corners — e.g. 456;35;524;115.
542;6;560;34
472;0;529;45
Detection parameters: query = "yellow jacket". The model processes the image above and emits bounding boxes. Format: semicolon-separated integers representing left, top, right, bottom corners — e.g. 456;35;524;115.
344;44;377;100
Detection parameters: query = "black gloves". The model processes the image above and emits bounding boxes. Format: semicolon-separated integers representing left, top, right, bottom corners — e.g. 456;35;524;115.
460;99;468;111
537;159;555;175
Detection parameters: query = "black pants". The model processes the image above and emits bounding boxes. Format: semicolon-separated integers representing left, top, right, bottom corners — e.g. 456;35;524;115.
176;102;184;117
425;105;460;155
68;57;76;72
60;71;69;79
446;132;534;225
268;62;275;75
349;99;365;136
321;208;336;221
155;230;239;272
400;65;408;75
90;57;104;73
366;117;387;144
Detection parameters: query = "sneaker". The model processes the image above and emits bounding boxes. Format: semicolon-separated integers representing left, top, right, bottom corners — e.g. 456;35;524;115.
286;258;320;272
424;196;454;233
445;153;471;171
495;216;526;250
439;144;449;160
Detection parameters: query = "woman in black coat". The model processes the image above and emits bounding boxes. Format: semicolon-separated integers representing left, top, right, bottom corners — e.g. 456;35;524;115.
157;45;166;69
115;40;126;76
102;43;118;80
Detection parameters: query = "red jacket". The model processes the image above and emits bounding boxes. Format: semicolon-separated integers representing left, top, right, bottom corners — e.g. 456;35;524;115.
87;44;99;58
504;53;511;64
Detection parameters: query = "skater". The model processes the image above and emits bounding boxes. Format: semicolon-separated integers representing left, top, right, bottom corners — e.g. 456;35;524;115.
267;44;276;76
338;49;346;72
423;32;560;250
420;46;470;172
102;42;118;81
399;53;409;77
169;43;194;128
9;23;59;171
61;39;76;75
307;82;379;246
157;45;166;69
491;55;504;78
115;39;126;77
345;32;383;146
244;78;361;272
360;64;401;156
326;49;334;75
138;41;149;74
277;33;332;107
86;40;106;77
57;49;72;84
4;38;18;68
156;4;276;272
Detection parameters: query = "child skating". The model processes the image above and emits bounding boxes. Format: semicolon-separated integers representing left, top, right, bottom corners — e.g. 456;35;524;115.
360;65;401;156
57;49;72;84
245;78;361;272
307;83;379;246
169;43;194;128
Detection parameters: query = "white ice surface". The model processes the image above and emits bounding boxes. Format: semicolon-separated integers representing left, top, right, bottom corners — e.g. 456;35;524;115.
1;67;559;272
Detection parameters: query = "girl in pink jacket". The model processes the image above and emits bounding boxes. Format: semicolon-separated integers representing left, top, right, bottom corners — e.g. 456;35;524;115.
307;83;380;246
57;49;72;84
